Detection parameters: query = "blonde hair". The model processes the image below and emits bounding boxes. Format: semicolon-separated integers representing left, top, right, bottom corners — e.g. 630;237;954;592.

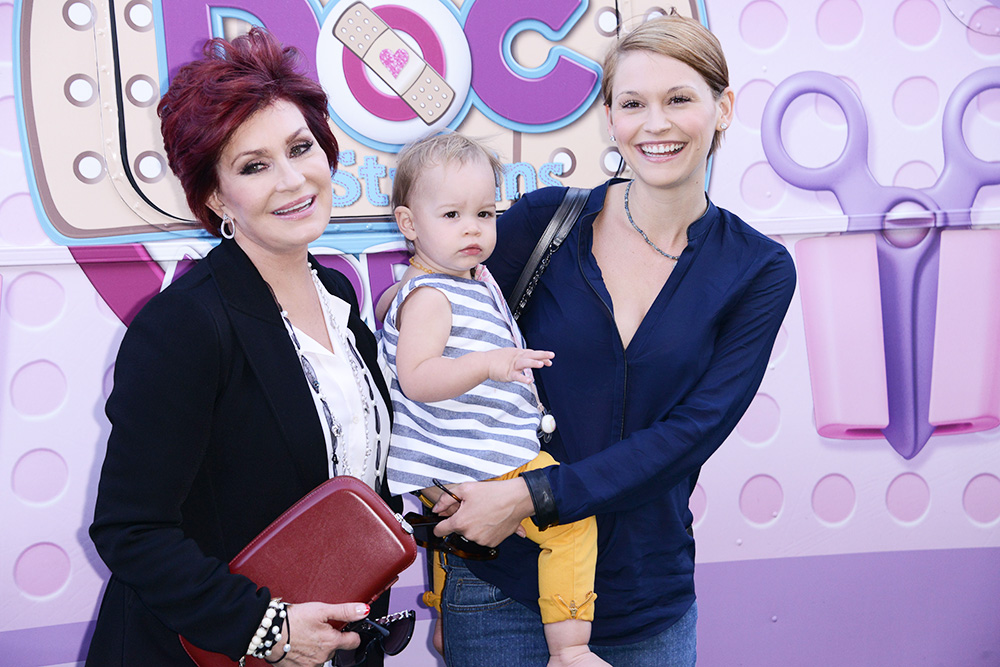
392;132;503;210
602;14;730;156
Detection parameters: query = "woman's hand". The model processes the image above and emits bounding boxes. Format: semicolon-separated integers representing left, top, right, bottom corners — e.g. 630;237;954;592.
279;601;369;666
433;478;535;547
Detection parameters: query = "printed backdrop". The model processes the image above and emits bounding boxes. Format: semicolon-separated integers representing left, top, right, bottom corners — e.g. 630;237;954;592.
1;1;999;665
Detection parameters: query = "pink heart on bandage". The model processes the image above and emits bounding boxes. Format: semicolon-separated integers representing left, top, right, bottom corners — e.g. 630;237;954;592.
379;48;409;78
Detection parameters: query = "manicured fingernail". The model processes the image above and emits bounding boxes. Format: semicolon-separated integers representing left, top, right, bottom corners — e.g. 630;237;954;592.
356;604;369;615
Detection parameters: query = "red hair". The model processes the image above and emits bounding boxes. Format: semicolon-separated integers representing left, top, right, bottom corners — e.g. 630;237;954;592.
158;28;339;236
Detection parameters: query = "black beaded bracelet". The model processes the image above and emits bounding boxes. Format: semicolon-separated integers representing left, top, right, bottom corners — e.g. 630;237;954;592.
520;468;559;530
247;599;288;661
265;606;291;664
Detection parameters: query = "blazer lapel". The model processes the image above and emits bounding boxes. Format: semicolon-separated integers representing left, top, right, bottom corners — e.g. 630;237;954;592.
209;240;328;490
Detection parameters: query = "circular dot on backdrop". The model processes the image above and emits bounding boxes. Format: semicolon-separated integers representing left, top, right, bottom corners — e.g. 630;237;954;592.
601;147;623;176
74;151;106;184
736;79;775;131
595;6;619;37
739;1;788;50
963;474;1000;524
125;74;158;107
893;77;939;127
14;543;71;598
736;393;781;445
134;151;166;183
965;93;1000;162
549;148;577;178
740;475;783;524
812;473;856;524
894;0;941;47
894;160;938;188
886;472;931;523
968;8;1000;54
65;74;98;107
5;272;66;327
0;193;48;247
740;161;786;211
10;361;68;417
0;96;20;152
689;483;707;526
63;0;95;31
12;449;70;505
816;0;863;46
125;0;154;31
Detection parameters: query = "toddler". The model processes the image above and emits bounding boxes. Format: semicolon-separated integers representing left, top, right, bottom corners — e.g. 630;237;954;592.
379;132;606;667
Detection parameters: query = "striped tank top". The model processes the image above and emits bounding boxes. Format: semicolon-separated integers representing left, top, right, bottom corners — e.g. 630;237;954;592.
381;267;542;495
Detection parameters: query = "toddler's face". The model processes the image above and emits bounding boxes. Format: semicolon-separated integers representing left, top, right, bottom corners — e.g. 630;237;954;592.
400;156;498;278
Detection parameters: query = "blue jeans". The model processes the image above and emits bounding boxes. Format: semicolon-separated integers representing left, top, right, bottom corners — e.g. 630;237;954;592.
441;558;697;667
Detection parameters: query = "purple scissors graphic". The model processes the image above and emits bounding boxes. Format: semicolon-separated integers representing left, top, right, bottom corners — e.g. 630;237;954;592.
761;68;1000;459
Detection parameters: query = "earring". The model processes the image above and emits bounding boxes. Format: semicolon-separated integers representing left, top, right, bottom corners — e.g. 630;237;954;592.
720;123;729;131
220;213;235;239
610;135;616;142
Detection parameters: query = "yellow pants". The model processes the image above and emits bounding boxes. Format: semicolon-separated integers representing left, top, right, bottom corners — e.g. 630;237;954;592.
424;451;598;624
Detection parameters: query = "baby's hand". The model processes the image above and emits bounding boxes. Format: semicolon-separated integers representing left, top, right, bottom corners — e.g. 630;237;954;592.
486;348;554;384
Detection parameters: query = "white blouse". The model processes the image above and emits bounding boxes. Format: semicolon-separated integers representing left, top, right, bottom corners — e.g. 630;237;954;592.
284;278;390;492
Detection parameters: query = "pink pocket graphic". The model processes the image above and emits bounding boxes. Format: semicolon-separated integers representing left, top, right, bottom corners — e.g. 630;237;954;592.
379;48;409;78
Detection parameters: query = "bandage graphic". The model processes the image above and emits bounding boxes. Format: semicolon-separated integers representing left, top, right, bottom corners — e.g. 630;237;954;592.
332;2;454;124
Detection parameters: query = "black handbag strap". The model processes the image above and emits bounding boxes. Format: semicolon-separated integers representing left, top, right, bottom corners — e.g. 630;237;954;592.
508;187;589;320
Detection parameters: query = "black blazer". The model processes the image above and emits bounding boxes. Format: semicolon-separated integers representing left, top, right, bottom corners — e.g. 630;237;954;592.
87;239;399;665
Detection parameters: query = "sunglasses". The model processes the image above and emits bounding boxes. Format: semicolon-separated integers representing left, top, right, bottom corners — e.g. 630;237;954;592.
334;609;415;667
403;512;498;561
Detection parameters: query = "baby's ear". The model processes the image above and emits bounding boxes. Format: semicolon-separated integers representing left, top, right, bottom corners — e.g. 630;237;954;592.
395;206;417;239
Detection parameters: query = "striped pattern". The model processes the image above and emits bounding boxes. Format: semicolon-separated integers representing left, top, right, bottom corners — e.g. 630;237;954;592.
381;271;541;495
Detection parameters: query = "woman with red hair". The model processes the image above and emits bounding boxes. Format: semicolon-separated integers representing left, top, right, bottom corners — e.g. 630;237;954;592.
87;29;399;666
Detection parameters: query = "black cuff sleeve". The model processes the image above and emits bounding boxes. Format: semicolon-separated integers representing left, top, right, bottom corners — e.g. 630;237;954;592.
520;468;559;530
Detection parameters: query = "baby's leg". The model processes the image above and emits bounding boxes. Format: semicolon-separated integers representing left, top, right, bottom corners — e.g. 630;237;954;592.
503;453;607;666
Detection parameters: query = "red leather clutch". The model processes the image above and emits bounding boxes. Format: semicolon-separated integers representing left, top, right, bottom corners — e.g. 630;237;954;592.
181;476;416;666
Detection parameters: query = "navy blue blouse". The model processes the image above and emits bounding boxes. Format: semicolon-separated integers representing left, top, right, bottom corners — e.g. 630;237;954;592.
471;179;797;643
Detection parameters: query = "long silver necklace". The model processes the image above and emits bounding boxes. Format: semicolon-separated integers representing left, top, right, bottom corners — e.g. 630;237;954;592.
623;180;681;261
310;269;375;482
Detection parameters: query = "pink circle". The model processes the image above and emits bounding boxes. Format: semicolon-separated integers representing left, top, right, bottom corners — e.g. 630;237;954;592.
10;361;68;416
886;472;930;523
736;79;775;130
0;193;47;246
968;8;1000;54
963;474;1000;524
894;0;940;46
5;272;66;327
0;96;19;152
736;393;780;444
740;161;787;211
740;475;783;524
14;543;71;597
12;449;69;504
739;1;788;50
689;483;707;525
893;77;939;126
894;160;938;188
343;6;445;122
812;474;856;523
816;0;864;46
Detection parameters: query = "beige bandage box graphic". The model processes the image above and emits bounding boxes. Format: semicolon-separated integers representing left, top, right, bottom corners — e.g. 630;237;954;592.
332;1;454;124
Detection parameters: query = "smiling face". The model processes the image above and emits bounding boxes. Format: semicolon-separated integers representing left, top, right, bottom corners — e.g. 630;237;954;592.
395;155;498;278
606;50;733;196
209;99;333;263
